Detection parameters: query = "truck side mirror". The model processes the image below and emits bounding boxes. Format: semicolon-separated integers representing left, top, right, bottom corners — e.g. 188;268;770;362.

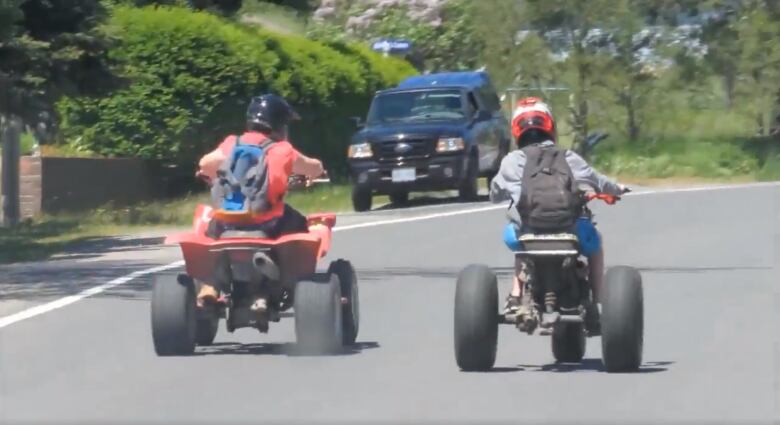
473;109;491;122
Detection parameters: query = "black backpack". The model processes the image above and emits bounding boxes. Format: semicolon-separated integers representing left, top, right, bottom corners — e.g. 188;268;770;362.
517;144;584;231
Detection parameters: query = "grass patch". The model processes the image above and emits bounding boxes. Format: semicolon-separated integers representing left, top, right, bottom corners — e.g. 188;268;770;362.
593;138;761;180
756;152;780;181
0;132;36;157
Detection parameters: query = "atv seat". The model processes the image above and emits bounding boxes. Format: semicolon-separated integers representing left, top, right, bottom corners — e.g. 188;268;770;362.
219;229;270;239
516;233;580;256
212;208;256;225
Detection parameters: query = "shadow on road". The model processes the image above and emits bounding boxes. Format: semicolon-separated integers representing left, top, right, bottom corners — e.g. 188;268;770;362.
358;266;514;281
194;341;380;357
0;260;167;301
519;359;674;374
54;236;165;258
461;366;525;373
637;266;771;273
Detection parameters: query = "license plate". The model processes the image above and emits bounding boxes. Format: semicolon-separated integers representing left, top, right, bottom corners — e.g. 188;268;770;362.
391;168;416;182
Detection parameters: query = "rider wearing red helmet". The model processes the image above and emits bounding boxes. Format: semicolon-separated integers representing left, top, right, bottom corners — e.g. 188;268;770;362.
490;97;628;334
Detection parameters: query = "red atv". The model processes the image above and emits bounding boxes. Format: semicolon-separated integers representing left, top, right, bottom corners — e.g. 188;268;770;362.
150;177;359;356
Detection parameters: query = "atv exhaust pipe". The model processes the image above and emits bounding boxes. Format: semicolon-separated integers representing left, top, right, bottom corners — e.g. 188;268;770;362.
252;252;280;281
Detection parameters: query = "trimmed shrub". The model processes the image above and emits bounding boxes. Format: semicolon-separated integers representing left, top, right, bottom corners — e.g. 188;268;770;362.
58;6;416;173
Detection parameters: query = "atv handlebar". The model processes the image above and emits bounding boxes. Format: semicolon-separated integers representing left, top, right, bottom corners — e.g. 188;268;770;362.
195;171;330;189
586;193;620;205
195;170;212;185
288;172;330;190
585;186;631;205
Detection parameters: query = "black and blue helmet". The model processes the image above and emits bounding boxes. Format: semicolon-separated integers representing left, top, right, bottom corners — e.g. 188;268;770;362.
246;94;300;132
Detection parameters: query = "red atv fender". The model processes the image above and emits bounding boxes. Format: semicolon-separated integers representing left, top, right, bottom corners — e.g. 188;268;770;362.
165;204;336;285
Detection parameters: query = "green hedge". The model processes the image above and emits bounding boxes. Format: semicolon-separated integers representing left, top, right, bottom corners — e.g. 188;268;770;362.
57;6;416;174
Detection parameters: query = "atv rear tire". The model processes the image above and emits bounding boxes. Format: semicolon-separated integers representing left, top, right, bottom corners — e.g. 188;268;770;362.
151;274;197;356
196;316;219;346
552;322;586;363
601;266;644;372
454;264;498;371
328;259;360;346
294;274;343;355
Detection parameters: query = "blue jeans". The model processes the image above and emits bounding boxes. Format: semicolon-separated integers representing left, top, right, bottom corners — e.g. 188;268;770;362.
502;217;601;256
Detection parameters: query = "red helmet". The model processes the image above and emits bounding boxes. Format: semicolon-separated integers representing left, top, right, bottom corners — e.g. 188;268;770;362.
511;97;556;143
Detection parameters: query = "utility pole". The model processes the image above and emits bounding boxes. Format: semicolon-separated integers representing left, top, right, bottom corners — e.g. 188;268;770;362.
1;116;21;227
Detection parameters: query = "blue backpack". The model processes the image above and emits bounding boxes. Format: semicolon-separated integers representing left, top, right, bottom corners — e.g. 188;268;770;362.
211;136;274;213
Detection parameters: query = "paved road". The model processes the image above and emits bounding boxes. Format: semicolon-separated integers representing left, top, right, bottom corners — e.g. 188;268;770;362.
0;183;778;424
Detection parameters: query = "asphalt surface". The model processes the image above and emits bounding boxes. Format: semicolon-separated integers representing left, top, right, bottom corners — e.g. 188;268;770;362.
0;183;778;424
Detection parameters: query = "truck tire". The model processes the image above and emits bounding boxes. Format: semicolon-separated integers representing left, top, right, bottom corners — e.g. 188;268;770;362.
458;155;479;201
352;186;372;212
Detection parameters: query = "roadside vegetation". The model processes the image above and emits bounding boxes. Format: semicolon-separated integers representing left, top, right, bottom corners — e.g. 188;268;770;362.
1;0;778;263
0;183;368;264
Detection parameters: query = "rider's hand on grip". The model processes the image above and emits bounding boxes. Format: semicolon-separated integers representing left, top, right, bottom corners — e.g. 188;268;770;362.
195;170;212;185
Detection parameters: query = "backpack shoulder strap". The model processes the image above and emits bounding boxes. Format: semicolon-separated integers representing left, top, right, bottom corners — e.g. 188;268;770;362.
538;147;560;175
258;137;276;150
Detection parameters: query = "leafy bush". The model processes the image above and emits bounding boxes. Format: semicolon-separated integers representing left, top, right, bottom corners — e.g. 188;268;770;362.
594;138;760;178
57;6;416;173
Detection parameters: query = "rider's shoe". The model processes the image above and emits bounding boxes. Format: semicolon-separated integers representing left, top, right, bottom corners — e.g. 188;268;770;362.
251;297;271;333
196;283;219;308
504;295;522;315
250;297;268;313
585;302;601;336
505;295;537;333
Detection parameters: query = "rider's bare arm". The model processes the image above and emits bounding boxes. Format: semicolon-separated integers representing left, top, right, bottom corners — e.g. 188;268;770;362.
490;151;527;205
565;151;623;196
198;148;227;180
292;153;324;178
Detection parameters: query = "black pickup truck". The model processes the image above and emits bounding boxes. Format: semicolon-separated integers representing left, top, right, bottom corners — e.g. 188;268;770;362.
347;71;512;212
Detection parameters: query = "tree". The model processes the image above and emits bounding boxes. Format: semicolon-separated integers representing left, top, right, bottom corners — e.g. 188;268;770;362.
262;0;316;14
695;1;741;109
112;0;243;15
590;0;659;142
519;0;619;152
0;0;22;42
0;0;114;127
735;0;780;136
308;0;482;73
471;0;527;89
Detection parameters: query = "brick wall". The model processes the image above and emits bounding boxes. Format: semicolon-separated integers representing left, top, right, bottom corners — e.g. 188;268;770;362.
19;156;42;218
11;156;195;217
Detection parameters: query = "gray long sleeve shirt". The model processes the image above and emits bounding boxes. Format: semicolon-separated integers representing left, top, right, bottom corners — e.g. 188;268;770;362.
489;141;622;222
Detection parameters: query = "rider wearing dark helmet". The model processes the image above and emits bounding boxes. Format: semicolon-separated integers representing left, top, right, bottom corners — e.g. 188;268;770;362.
196;94;324;305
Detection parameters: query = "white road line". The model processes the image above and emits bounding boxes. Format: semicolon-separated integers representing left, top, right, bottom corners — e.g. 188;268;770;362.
0;181;777;329
625;180;780;195
333;204;504;231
